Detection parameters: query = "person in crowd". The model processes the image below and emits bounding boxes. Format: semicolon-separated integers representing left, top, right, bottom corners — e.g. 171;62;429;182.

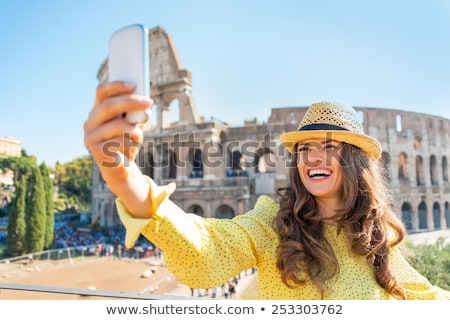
83;81;450;299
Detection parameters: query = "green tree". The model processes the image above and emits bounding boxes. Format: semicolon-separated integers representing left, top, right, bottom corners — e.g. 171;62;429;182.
7;174;27;256
1;156;36;256
24;165;46;253
56;156;92;212
40;163;55;249
0;156;35;180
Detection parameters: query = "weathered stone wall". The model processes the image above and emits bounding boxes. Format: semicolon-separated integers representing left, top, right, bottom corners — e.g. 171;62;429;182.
357;107;450;231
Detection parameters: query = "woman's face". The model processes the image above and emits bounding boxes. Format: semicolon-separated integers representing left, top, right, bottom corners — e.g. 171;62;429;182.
296;139;344;201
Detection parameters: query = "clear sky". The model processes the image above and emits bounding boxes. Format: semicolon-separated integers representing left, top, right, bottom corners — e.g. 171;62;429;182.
1;0;450;167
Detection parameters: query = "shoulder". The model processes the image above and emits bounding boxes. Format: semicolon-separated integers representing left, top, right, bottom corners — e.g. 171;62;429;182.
232;195;280;244
254;195;279;211
245;195;280;222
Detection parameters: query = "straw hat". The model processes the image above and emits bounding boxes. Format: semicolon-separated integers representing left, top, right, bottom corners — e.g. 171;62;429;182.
280;102;382;160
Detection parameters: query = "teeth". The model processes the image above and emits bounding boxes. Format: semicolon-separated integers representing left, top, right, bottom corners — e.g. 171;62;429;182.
309;169;331;177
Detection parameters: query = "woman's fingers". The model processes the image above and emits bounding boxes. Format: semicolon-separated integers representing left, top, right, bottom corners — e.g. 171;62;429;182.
86;94;151;132
87;81;152;128
94;81;136;106
84;117;143;161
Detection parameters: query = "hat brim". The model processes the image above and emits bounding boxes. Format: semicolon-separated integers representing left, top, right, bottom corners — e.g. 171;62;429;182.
280;130;382;160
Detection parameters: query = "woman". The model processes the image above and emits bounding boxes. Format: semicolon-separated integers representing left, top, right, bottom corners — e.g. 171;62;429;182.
84;82;449;299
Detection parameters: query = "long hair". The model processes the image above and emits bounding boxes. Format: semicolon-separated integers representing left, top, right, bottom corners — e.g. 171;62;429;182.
273;143;407;299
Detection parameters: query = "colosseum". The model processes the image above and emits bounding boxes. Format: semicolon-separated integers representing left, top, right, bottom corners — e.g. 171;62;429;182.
91;26;450;234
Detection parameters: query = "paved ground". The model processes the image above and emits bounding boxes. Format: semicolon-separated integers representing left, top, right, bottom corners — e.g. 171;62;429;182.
0;257;257;300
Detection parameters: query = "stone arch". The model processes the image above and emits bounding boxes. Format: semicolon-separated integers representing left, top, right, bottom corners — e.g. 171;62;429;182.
148;102;158;129
415;155;426;186
226;150;247;177
215;204;235;219
255;148;276;173
445;202;450;228
218;132;227;173
103;201;113;229
442;156;448;183
398;152;409;182
418;201;427;229
413;136;422;150
380;151;391;181
187;204;204;216
160;148;177;179
433;202;441;229
395;114;402;132
167;98;180;126
137;147;154;178
231;150;242;170
168;151;177;179
430;155;439;185
189;148;203;178
401;202;413;231
97;201;101;218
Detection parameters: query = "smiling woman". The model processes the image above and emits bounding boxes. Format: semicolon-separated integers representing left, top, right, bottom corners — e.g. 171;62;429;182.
83;83;450;300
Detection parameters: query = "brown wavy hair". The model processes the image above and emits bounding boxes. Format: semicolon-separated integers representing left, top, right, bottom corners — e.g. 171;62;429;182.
273;143;407;299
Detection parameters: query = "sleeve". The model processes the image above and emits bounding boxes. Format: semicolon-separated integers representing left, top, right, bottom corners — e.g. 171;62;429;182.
390;247;450;300
115;175;278;289
115;175;176;248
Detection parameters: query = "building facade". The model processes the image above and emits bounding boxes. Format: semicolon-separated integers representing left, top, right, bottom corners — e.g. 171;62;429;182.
0;136;21;159
0;137;21;187
91;26;450;233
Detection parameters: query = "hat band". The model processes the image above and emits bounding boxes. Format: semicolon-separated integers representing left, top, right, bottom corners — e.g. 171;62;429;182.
298;123;350;131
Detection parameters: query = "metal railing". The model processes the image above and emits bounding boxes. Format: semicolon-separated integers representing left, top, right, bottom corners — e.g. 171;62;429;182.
0;283;199;300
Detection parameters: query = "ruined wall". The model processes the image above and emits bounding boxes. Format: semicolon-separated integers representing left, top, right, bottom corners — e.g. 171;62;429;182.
358;107;450;231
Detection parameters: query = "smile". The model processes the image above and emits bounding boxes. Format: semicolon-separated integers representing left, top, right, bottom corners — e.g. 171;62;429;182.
308;169;332;179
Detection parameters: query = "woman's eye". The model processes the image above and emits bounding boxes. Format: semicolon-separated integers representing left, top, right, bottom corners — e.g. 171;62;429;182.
298;146;309;152
297;142;340;153
325;144;339;150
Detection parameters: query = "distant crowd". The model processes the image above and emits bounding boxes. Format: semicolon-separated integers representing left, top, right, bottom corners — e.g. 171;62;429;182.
52;225;160;259
0;218;160;260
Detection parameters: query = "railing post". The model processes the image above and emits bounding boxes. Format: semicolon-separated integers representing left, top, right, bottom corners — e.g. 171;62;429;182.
67;248;73;264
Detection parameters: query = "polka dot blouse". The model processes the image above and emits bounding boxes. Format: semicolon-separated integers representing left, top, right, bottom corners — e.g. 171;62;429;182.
116;177;450;300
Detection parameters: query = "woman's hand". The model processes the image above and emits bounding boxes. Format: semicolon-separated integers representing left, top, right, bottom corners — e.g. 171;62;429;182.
83;81;153;218
84;81;151;174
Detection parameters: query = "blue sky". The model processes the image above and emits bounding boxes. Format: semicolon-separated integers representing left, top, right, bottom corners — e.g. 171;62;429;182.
1;0;450;167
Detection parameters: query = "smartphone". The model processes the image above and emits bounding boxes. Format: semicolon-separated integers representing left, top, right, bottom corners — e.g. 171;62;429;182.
108;24;150;124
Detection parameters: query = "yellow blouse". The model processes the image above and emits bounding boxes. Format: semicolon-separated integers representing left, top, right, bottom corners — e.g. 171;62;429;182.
116;177;450;300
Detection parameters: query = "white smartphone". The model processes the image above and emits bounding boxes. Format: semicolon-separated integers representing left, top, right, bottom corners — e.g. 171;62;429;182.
108;24;150;124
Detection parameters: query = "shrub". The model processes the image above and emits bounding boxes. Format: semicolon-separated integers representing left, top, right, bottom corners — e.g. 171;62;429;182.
406;238;450;290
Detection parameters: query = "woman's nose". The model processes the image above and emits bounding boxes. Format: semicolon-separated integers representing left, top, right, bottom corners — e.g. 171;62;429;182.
302;148;325;167
308;147;326;158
